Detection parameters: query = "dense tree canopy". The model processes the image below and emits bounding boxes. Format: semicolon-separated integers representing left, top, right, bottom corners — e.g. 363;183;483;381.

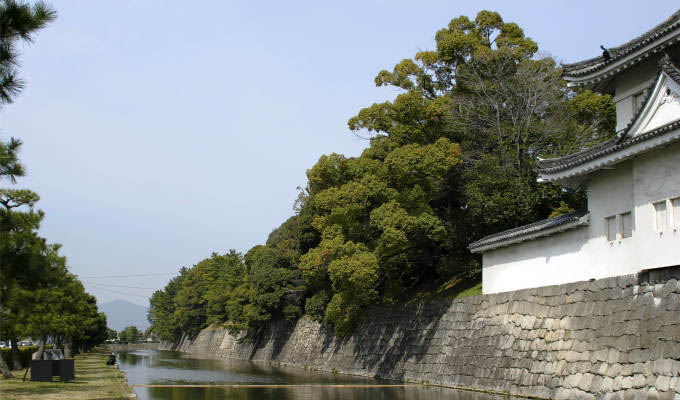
149;10;615;340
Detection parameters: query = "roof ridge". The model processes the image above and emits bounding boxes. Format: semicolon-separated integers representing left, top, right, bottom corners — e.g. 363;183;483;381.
562;9;680;78
562;10;680;72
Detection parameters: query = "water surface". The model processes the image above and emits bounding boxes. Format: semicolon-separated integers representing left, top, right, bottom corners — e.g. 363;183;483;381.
117;350;510;400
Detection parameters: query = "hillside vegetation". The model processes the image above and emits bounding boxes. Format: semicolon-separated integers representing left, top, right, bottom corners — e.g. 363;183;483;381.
148;10;615;341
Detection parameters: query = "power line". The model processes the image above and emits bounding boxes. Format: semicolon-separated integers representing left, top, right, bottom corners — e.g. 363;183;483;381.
81;282;158;290
86;284;151;299
77;272;177;279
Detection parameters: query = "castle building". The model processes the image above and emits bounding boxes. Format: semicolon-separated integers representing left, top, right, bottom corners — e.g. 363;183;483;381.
469;10;680;294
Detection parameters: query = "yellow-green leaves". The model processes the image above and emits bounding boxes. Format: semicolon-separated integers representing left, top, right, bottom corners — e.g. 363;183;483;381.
299;135;461;336
375;58;423;91
312;174;397;239
299;229;379;337
385;138;460;184
298;225;345;288
306;153;349;195
436;11;537;64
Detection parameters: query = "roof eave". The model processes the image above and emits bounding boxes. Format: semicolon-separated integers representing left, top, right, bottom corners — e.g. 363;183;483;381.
469;214;590;253
537;122;680;182
561;9;680;87
563;32;680;88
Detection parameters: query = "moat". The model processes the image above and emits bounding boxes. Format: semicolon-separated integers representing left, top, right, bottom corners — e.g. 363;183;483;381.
117;350;510;400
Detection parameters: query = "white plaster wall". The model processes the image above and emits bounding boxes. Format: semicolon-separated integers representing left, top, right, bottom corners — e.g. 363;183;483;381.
631;141;680;270
616;96;635;132
483;143;680;294
613;60;657;132
483;228;589;294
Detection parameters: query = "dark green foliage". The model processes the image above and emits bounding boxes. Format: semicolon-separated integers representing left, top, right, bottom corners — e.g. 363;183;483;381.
0;1;60;378
1;346;36;370
147;267;188;342
106;328;117;341
174;252;245;337
1;190;108;363
304;290;330;322
227;244;304;335
0;137;23;183
0;0;56;105
118;326;142;343
148;219;307;341
266;215;297;248
296;199;321;254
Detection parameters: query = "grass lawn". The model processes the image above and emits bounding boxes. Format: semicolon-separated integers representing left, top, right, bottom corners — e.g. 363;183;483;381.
0;349;134;399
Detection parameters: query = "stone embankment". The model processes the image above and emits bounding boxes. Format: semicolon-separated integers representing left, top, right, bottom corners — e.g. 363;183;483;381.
164;266;680;399
109;342;160;352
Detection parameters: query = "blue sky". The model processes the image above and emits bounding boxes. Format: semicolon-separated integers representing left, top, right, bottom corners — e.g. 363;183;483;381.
2;1;678;306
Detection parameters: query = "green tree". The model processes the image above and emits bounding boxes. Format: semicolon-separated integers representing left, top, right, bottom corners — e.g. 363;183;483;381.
0;0;56;104
295;10;614;337
0;0;55;378
142;10;616;342
148;267;188;342
106;328;117;341
226;243;304;338
0;137;23;183
173;252;245;338
0;189;47;370
119;326;142;343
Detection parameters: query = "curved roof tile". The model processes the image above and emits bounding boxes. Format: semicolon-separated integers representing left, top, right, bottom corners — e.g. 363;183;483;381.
562;9;680;78
469;210;589;253
538;56;680;175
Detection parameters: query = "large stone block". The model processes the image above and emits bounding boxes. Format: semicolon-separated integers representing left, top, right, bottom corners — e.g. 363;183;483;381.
656;376;671;392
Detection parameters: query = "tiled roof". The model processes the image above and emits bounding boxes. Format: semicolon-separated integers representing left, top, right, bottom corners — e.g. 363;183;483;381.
562;9;680;78
661;53;680;81
537;56;680;175
469;210;589;253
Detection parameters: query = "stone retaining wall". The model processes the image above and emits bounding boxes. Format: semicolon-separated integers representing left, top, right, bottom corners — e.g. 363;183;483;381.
109;342;160;352
164;266;680;399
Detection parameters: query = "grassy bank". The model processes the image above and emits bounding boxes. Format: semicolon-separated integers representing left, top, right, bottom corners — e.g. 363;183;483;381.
400;273;482;304
0;348;134;399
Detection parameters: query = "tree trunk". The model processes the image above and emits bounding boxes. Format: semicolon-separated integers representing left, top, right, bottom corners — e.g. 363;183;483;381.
34;336;46;360
10;338;21;370
63;337;72;359
0;355;11;379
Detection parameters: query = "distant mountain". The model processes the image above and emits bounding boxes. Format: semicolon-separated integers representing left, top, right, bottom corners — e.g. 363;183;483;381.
100;299;149;332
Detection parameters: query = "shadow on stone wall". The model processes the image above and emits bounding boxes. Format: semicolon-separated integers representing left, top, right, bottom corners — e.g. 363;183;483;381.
168;266;680;400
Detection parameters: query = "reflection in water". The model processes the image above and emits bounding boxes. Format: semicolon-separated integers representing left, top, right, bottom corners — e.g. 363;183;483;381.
117;350;511;400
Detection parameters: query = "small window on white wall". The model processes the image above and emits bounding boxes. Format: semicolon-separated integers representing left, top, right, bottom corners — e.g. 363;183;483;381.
633;91;645;114
672;198;680;228
620;212;632;238
605;216;617;241
654;201;668;230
